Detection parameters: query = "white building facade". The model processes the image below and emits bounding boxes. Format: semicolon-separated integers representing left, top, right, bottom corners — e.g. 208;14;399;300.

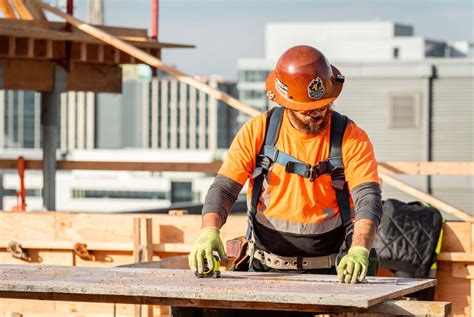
0;75;240;212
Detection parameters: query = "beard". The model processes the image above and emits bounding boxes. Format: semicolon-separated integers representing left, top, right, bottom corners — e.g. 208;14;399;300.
287;107;331;135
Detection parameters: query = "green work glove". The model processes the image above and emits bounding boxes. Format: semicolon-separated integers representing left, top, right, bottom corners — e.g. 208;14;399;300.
337;246;370;284
188;227;227;274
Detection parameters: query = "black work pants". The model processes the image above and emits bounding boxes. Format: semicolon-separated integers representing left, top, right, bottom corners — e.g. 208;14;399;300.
170;259;337;317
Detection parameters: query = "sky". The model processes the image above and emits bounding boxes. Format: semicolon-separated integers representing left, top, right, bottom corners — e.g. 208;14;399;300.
52;0;473;80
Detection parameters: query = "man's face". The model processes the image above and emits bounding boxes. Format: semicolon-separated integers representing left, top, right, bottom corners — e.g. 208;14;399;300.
287;104;332;135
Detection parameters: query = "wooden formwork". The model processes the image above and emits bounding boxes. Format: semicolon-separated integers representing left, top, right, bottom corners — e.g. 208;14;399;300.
0;211;470;316
436;221;474;316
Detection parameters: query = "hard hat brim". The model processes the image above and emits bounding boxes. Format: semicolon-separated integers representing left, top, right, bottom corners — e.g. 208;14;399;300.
265;65;343;111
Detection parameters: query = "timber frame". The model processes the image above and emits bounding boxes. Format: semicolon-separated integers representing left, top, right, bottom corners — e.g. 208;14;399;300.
0;4;193;93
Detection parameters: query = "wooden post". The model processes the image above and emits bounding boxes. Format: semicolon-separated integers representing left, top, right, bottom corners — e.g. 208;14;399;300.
133;217;154;317
41;66;66;211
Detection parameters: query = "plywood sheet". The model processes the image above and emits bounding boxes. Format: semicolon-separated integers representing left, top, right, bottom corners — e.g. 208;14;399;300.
0;212;56;241
0;265;435;312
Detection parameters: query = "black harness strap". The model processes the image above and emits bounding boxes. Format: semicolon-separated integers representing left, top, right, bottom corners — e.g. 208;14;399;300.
328;111;352;229
246;106;284;240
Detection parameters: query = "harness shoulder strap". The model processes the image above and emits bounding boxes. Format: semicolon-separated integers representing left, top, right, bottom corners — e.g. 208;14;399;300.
329;111;352;229
246;106;284;240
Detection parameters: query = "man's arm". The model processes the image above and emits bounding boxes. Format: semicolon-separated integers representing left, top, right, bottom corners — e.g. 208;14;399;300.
188;175;243;273
202;174;244;227
337;182;382;283
351;181;383;249
202;212;224;229
352;218;377;248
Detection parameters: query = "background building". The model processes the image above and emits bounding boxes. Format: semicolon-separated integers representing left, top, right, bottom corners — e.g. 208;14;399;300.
0;74;239;151
0;74;240;211
237;21;473;214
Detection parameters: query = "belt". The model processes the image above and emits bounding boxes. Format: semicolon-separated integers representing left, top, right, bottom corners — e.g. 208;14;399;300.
249;248;337;270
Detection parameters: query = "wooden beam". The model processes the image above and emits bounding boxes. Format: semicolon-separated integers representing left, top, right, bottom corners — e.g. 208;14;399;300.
37;1;261;118
0;159;222;173
11;0;45;20
2;59;54;91
0;265;436;311
0;0;17;19
452;263;474;278
67;62;122;93
438;252;474;263
0;240;193;253
378;165;474;222
0;19;193;49
366;300;451;316
11;0;33;20
379;162;474;176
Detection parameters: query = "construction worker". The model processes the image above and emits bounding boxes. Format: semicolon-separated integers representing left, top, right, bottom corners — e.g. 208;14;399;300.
184;45;383;316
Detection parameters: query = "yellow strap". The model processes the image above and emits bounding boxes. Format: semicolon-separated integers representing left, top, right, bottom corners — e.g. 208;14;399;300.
431;218;445;269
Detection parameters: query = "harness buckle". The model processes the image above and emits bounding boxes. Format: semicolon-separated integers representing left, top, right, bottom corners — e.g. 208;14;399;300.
303;165;317;182
257;154;273;170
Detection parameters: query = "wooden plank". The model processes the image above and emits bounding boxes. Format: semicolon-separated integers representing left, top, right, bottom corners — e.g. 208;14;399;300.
11;0;33;20
352;300;451;316
0;212;246;246
435;262;471;316
438;252;474;262
441;222;472;252
66;63;122;93
0;0;17;19
0;251;72;266
0;240;193;253
0;299;55;315
452;263;474;279
55;301;134;316
74;251;135;268
11;0;46;20
133;218;141;263
145;218;153;262
471;279;474;317
55;213;134;243
379;161;474;176
0;265;435;311
0;299;136;316
0;19;193;50
2;59;54;91
0;159;223;173
0;212;56;241
379;165;474;222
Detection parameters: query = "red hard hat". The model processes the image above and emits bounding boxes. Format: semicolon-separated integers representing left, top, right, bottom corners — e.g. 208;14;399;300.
265;45;345;111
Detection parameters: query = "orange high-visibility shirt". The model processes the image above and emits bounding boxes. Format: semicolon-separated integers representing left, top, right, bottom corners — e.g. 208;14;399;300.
219;108;380;235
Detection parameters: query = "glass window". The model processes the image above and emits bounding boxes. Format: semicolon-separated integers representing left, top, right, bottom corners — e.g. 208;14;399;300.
171;181;193;203
390;94;420;128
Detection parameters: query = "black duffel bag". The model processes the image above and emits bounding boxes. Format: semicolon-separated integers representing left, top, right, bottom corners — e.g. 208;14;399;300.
373;199;443;299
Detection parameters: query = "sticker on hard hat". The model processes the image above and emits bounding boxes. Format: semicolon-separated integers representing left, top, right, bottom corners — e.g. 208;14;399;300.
275;77;288;98
308;77;325;99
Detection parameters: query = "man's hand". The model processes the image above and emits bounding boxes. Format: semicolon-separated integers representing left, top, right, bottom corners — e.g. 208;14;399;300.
337;246;369;284
188;227;227;274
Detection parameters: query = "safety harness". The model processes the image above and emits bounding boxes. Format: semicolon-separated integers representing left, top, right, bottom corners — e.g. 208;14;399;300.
245;106;353;268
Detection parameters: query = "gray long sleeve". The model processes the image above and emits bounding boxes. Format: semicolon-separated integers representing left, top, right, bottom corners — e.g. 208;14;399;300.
202;174;243;225
351;182;383;227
